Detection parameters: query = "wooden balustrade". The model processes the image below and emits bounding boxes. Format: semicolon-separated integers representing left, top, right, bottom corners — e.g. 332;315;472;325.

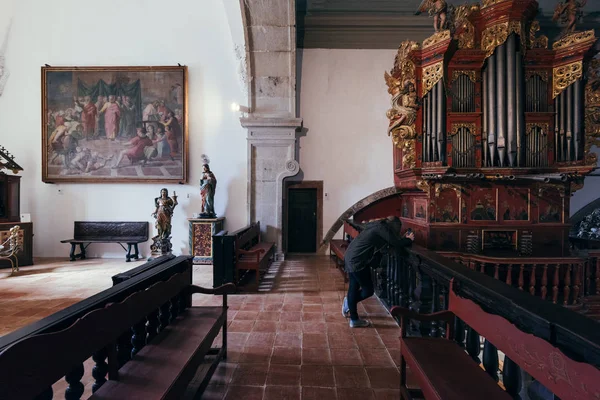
0;255;191;399
439;252;587;306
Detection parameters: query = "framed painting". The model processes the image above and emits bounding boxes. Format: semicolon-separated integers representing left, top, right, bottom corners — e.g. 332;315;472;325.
41;66;188;183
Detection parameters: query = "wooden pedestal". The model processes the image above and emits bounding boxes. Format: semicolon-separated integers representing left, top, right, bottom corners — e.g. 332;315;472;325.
0;222;33;268
189;218;225;265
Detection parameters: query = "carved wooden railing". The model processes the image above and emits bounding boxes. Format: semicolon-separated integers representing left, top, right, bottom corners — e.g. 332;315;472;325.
439;252;587;306
342;221;600;398
0;254;189;398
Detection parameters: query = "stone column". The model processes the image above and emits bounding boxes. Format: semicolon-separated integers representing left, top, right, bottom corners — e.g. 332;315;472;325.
239;0;302;260
242;117;301;260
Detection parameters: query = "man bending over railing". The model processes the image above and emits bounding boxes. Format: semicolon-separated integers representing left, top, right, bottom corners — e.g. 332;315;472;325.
342;216;414;327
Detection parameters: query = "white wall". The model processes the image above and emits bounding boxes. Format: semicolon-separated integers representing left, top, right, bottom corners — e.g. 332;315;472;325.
298;49;396;240
0;0;248;258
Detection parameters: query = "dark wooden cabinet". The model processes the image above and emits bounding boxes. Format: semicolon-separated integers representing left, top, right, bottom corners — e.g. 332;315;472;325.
0;222;33;268
0;174;21;223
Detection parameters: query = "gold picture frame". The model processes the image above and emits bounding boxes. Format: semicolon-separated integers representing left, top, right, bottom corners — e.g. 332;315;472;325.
42;66;188;183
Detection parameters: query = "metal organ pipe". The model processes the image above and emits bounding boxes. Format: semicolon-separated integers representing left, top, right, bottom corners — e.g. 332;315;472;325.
574;79;582;160
488;54;497;166
567;84;573;162
483;70;488;166
516;49;524;167
560;90;566;161
507;35;517;167
497;42;507;167
432;87;438;161
437;80;445;164
423;95;429;162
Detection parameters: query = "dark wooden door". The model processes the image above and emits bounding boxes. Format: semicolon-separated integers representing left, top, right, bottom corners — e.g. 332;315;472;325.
288;188;317;253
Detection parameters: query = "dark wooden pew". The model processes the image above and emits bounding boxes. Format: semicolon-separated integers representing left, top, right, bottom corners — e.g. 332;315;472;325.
392;279;600;399
235;222;275;285
212;222;275;287
111;254;176;285
0;256;215;400
60;221;149;262
0;270;235;400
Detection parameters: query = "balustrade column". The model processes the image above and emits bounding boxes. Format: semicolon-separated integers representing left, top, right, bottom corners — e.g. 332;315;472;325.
541;264;548;300
65;364;85;400
518;264;525;290
563;264;572;305
529;265;537;296
573;263;581;304
482;340;499;382
552;264;560;304
131;319;147;357
92;347;108;393
430;280;439;338
494;264;500;280
502;357;523;397
466;328;481;363
147;309;160;343
506;265;513;286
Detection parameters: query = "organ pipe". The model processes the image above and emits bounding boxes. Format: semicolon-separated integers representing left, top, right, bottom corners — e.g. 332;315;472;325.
555;96;559;162
567;84;573;161
437;81;445;163
560;90;566;161
488;54;497;166
507;35;517;167
483;70;488;167
423;95;428;162
516;49;524;166
432;87;438;161
497;42;507;167
427;92;432;161
574;79;582;160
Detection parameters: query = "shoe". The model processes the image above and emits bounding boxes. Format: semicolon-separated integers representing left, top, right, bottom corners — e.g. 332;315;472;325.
349;319;370;328
342;297;349;318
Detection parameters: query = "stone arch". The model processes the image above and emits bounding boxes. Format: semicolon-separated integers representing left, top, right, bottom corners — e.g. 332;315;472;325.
320;187;403;251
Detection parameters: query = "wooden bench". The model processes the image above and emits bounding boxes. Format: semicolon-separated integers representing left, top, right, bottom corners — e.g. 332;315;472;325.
391;279;600;400
61;221;149;262
235;222;275;285
0;270;236;400
329;220;360;281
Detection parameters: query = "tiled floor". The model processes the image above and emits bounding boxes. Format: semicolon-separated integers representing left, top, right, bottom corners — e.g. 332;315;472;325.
0;255;403;399
197;256;402;400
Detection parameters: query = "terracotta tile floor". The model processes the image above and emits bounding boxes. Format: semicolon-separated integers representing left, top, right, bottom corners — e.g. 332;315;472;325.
0;255;403;399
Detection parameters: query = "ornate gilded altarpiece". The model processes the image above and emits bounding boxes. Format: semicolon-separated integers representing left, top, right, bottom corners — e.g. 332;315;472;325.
384;0;599;257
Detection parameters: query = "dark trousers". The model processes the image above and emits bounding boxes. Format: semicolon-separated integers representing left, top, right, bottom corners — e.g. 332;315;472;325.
347;267;375;321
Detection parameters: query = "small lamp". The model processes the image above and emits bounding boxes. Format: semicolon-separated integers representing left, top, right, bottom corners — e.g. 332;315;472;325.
230;102;250;114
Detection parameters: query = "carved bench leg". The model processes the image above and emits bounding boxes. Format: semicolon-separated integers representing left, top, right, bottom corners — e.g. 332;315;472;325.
126;244;133;262
69;243;77;261
133;243;140;259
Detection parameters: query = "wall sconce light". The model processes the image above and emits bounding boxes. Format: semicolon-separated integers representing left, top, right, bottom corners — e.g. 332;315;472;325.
230;102;250;114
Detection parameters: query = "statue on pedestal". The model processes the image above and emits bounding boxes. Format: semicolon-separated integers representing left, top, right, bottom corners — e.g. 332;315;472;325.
151;188;178;256
199;154;217;218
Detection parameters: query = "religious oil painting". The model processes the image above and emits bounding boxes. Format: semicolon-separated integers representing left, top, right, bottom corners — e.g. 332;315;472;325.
41;66;188;183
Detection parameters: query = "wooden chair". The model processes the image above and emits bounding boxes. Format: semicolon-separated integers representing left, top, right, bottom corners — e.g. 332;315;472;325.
0;226;22;273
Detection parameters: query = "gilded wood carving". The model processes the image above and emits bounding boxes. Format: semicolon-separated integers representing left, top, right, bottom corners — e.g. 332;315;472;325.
552;61;582;98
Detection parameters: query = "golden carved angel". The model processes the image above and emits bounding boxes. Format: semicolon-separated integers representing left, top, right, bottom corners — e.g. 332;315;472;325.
553;0;587;35
416;0;449;32
385;75;418;138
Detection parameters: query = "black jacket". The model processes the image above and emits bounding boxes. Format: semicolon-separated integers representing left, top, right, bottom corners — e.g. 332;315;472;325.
343;220;412;273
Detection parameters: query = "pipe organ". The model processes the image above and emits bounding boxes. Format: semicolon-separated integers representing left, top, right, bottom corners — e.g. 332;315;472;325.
384;0;600;257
